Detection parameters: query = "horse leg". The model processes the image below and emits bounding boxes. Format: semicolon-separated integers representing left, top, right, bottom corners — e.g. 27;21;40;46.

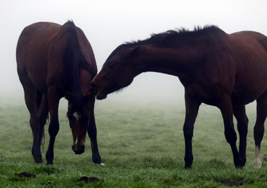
253;92;267;168
87;96;103;164
45;86;61;165
24;88;43;163
183;91;200;168
233;105;248;167
219;94;241;168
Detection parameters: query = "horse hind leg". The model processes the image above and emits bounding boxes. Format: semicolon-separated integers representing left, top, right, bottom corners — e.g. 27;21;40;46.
219;94;242;168
253;92;267;168
46;86;61;165
233;105;248;167
24;88;43;163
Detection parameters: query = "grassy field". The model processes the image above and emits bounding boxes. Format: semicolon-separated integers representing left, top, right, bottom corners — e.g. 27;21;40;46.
1;95;267;187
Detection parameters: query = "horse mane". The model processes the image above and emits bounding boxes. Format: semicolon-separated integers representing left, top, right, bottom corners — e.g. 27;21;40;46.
128;25;222;47
62;20;91;112
107;25;224;60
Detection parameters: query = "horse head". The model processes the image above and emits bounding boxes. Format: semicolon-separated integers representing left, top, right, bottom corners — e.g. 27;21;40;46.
92;46;142;99
66;91;92;154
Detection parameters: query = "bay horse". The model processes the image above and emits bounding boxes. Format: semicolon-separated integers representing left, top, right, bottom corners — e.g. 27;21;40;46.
16;21;103;165
92;26;267;168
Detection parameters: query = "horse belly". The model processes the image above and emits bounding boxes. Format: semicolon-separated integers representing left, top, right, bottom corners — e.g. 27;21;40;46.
232;82;267;105
232;67;267;105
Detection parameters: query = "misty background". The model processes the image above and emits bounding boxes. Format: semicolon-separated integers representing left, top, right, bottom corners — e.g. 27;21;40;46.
1;0;266;110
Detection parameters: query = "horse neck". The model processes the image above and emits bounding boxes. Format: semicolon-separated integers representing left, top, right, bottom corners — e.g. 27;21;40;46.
140;46;197;77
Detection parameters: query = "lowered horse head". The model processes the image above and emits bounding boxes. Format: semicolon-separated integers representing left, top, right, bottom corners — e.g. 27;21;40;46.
66;91;93;154
92;46;142;100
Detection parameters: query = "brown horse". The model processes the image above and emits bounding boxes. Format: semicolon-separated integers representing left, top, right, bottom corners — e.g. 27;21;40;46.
92;26;267;168
16;21;102;165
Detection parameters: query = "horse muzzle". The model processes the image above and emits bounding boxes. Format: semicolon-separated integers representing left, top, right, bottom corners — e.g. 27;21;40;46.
72;145;85;154
96;90;107;100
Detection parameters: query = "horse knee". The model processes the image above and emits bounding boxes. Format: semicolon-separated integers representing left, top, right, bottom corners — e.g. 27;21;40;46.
183;126;193;139
88;125;97;138
225;130;237;144
48;120;59;136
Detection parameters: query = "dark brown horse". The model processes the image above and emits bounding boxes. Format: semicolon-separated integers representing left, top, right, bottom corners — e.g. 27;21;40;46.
16;21;103;165
92;26;267;168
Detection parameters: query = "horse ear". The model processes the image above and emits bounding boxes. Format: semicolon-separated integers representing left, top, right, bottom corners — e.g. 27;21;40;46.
127;47;139;58
65;91;73;101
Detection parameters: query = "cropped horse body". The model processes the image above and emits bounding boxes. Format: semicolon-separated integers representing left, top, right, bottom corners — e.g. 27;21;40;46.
92;26;267;168
16;21;102;165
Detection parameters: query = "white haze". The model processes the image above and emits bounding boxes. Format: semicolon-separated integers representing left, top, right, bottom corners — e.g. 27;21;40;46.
0;0;267;108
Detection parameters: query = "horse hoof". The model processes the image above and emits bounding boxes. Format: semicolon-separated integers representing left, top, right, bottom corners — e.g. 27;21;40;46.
185;163;192;169
252;158;262;168
46;160;53;165
235;165;243;169
35;158;43;164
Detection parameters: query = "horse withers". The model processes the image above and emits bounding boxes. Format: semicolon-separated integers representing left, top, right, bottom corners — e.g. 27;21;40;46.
16;21;103;165
92;26;267;168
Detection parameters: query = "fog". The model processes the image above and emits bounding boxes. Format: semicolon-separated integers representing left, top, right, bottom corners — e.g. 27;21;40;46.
1;0;267;108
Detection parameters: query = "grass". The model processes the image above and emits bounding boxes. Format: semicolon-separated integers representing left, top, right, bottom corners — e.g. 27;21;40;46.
1;95;267;187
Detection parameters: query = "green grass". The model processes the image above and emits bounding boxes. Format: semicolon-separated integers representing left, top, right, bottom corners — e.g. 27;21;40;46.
1;96;267;187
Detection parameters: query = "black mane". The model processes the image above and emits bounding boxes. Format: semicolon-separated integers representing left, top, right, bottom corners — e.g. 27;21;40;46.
127;25;221;47
107;25;224;61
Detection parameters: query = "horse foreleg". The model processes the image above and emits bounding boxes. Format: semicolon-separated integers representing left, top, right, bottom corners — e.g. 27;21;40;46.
233;105;248;167
45;87;61;165
183;91;200;168
87;95;103;164
219;95;242;168
253;94;267;168
88;108;103;165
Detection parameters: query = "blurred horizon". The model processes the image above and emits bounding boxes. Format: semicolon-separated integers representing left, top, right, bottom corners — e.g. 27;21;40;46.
1;0;266;108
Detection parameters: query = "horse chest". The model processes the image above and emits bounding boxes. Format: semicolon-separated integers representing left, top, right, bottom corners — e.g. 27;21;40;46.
185;81;227;106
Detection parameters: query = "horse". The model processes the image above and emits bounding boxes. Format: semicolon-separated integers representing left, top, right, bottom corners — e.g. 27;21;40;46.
92;25;267;168
16;21;103;165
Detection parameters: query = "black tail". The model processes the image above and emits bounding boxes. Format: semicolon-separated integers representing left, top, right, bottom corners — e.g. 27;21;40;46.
36;90;42;109
36;90;47;150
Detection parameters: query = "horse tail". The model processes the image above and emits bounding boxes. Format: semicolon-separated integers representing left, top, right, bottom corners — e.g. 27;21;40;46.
36;90;48;149
36;90;42;109
62;21;86;113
